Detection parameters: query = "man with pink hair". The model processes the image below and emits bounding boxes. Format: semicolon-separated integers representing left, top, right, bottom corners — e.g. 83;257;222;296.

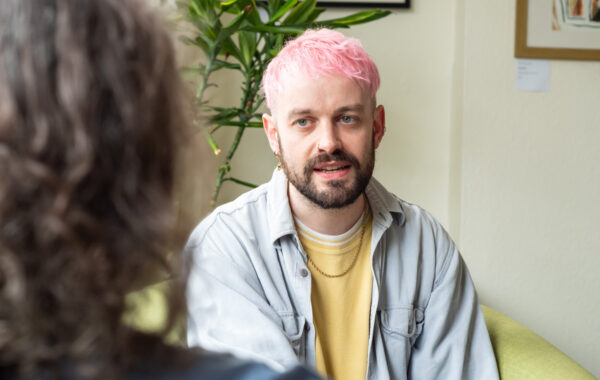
186;29;499;380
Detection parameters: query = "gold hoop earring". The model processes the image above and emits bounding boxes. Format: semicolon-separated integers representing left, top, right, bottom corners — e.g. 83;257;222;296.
275;151;282;170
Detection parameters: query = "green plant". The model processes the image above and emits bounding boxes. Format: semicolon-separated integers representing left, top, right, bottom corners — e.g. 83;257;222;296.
177;0;390;205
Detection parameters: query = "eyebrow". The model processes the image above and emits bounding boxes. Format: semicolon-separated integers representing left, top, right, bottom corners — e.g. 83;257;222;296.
335;104;365;113
286;104;366;119
287;108;313;118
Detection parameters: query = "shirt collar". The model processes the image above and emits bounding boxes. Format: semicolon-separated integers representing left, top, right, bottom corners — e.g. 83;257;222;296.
266;169;405;244
365;176;405;228
267;169;297;244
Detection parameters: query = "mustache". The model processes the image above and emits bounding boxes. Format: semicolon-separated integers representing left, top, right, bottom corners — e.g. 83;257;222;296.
303;150;361;176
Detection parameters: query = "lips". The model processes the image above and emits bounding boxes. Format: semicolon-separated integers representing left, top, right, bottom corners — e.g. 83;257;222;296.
303;152;360;181
313;161;351;173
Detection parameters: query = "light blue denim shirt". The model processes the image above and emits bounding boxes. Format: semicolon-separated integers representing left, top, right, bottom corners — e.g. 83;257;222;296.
186;170;499;380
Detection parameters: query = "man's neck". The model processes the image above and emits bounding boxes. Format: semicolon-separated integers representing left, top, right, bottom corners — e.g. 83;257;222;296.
288;184;366;235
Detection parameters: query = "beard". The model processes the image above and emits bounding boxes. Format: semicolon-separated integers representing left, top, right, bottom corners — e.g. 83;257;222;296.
279;136;375;209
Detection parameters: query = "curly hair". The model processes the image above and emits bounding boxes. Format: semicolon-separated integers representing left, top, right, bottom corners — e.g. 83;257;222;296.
0;0;189;378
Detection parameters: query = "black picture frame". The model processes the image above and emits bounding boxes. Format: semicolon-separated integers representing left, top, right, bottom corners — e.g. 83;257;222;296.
317;0;410;8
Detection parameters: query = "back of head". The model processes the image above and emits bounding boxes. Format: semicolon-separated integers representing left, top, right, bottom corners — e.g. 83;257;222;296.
262;28;380;111
0;0;187;377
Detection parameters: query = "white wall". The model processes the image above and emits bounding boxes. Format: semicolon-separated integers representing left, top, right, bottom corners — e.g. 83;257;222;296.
460;0;600;375
167;0;600;376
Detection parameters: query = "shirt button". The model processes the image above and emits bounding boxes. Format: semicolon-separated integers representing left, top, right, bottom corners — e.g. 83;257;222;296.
300;268;309;278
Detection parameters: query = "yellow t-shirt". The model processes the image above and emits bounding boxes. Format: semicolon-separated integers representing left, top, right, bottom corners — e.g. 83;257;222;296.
295;208;373;380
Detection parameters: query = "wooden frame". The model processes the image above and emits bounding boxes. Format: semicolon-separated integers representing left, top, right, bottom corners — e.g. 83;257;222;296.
317;0;410;8
515;0;600;60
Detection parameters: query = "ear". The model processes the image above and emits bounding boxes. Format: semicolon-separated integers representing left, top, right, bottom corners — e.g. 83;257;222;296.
373;105;386;149
263;113;280;154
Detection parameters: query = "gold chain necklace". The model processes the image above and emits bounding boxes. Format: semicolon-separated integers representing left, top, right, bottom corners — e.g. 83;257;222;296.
306;219;367;278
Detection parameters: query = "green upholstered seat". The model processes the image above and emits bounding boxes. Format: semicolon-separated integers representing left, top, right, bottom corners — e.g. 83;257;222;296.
124;280;185;345
482;305;595;379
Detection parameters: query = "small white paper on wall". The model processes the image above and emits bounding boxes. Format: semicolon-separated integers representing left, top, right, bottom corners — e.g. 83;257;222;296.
515;59;550;92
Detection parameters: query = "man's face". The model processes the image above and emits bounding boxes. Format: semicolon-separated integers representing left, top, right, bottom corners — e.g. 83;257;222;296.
263;73;385;209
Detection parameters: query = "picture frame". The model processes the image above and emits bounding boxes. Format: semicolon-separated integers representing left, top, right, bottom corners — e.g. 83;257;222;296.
317;0;410;8
515;0;600;60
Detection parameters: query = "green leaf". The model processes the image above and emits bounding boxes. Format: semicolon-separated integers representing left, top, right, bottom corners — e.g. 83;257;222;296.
213;121;263;128
213;59;242;71
207;107;243;122
282;0;316;25
190;0;218;21
192;20;219;42
267;48;280;57
197;82;218;100
246;3;264;26
220;0;239;7
180;65;206;80
178;36;210;55
252;96;266;112
197;33;216;50
206;105;242;113
204;130;222;155
220;36;242;61
242;24;304;34
267;0;283;15
178;35;199;46
304;7;325;23
314;10;391;27
238;31;257;68
219;4;243;15
221;0;252;14
265;32;286;58
275;33;285;49
268;0;298;24
224;177;258;188
184;0;222;39
188;0;202;17
216;10;248;44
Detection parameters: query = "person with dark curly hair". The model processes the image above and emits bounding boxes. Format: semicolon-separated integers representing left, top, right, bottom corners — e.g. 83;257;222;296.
0;0;321;379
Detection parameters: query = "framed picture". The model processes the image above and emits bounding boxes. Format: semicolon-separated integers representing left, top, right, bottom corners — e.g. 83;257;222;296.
317;0;410;8
515;0;600;60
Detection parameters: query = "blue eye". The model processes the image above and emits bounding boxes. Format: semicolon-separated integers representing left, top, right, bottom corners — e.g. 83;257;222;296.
340;115;355;124
296;119;309;127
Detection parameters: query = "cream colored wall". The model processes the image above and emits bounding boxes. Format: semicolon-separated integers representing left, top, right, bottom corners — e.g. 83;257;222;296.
163;0;600;376
459;0;600;376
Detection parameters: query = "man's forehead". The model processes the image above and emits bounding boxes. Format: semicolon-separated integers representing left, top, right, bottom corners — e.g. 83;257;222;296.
270;72;372;116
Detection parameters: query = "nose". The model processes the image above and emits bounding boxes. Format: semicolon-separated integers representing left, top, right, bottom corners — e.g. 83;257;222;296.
316;122;342;153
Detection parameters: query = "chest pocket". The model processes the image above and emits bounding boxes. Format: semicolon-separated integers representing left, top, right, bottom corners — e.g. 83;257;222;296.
280;313;307;360
379;306;424;347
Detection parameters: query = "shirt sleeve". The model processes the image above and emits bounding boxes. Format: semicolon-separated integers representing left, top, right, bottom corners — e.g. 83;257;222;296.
185;218;300;372
408;238;500;379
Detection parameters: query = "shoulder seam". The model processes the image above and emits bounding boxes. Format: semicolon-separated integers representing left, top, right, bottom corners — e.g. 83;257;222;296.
186;189;268;250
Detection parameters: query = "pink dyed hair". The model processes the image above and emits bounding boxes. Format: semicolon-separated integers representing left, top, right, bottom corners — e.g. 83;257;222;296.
262;28;380;110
